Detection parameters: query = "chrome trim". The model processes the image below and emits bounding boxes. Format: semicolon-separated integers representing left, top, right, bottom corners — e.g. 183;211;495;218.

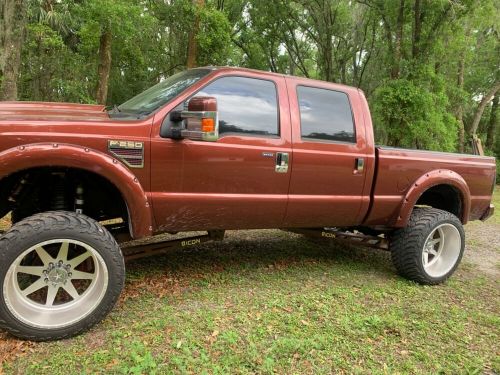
180;110;219;142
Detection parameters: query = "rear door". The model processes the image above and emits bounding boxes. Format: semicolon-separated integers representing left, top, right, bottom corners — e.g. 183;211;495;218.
151;71;292;231
284;78;373;227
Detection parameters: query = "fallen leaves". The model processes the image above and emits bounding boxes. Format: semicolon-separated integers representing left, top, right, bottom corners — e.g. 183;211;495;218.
0;333;33;370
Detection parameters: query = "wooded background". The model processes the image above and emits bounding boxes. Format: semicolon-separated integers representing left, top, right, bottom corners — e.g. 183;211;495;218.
0;0;499;163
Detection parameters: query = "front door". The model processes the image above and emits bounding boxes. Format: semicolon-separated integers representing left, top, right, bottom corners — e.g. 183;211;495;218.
151;72;292;232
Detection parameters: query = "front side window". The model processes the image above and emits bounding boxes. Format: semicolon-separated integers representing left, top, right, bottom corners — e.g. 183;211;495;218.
194;76;279;137
297;86;355;143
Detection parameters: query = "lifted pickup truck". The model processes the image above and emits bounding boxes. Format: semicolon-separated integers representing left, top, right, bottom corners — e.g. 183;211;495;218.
0;67;496;340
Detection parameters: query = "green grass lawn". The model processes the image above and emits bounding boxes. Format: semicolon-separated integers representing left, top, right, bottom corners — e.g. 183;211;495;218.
1;189;499;374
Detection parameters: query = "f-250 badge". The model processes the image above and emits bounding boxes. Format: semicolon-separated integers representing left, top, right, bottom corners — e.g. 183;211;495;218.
108;140;144;168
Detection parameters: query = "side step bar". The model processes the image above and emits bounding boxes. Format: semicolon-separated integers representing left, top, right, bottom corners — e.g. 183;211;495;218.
286;228;389;251
122;230;225;261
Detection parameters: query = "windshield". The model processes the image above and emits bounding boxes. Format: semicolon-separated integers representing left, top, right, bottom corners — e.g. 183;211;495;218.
117;68;212;115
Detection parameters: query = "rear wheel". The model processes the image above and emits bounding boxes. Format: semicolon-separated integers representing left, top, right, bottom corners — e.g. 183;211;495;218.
390;208;465;285
0;211;125;340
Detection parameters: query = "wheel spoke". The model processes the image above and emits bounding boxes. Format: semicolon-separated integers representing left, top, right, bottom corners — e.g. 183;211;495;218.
16;266;45;277
35;246;53;266
63;282;80;300
436;228;445;253
21;278;46;296
70;270;95;280
45;286;59;306
428;248;438;256
68;251;92;269
423;251;429;266
57;242;69;262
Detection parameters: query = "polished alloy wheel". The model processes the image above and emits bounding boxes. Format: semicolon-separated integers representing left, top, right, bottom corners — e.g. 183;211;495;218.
421;223;462;278
3;239;109;329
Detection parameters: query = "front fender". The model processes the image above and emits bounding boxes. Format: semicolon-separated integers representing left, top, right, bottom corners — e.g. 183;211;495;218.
0;143;153;239
395;169;471;227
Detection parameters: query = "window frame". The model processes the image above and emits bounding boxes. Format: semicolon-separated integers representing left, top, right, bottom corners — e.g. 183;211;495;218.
296;84;357;144
188;74;281;139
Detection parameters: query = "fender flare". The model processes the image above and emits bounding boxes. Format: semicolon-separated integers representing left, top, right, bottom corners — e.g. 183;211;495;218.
395;169;471;227
0;143;153;239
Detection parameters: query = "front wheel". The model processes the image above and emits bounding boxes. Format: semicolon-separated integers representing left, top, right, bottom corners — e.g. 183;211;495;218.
390;208;465;285
0;211;125;340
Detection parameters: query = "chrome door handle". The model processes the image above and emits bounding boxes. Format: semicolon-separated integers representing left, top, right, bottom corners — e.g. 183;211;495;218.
275;152;289;173
355;158;364;173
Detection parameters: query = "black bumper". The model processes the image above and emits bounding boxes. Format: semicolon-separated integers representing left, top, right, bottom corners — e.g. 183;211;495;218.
480;204;495;221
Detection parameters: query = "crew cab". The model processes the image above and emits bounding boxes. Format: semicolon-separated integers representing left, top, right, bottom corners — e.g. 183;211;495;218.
0;67;496;340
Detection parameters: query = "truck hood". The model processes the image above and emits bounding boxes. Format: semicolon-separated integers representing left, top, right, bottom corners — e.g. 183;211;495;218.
0;101;110;122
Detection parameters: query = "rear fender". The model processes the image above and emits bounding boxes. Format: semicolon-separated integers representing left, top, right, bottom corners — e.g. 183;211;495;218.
0;143;153;239
395;169;470;227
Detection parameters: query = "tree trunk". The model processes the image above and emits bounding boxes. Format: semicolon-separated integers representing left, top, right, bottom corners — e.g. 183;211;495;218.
469;81;500;137
96;30;112;105
485;93;499;149
391;0;405;79
187;0;205;69
0;0;28;101
456;54;465;153
412;0;421;59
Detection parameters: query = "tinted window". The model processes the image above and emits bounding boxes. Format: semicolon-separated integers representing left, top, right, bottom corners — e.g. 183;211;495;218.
297;86;355;143
194;76;278;136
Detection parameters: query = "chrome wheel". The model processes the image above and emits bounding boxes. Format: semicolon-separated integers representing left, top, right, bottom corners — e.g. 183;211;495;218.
422;223;462;278
3;239;109;329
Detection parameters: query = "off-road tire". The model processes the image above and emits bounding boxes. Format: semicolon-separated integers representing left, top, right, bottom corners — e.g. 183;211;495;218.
390;208;465;285
0;211;125;341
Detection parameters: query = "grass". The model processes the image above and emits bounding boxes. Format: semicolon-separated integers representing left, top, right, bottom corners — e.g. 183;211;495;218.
1;189;499;374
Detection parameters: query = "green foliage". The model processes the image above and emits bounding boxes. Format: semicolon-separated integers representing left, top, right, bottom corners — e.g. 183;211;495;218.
196;7;232;66
372;77;458;151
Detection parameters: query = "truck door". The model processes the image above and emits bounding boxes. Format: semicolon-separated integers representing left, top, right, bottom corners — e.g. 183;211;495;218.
283;77;374;227
150;72;292;232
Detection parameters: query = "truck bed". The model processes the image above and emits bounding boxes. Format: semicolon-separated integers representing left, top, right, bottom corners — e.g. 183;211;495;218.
364;147;496;227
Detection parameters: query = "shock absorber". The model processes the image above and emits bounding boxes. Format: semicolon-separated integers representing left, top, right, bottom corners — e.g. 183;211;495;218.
75;184;84;214
51;173;68;211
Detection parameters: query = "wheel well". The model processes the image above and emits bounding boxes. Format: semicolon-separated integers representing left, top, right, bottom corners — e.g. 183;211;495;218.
415;184;463;220
0;167;130;238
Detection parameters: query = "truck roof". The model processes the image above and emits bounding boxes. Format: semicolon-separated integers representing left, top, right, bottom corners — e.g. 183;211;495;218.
203;66;360;93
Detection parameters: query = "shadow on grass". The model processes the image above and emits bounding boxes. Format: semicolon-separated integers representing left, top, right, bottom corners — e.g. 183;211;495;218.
124;230;396;286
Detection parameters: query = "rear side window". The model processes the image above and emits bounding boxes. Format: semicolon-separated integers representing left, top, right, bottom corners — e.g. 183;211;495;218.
297;86;355;143
194;76;279;137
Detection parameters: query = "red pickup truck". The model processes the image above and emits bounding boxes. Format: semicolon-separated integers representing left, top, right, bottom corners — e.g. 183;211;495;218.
0;67;496;340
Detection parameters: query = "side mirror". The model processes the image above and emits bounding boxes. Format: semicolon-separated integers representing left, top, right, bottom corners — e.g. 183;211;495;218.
166;97;218;142
162;97;219;141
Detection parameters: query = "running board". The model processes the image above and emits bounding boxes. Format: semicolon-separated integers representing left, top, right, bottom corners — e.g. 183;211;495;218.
286;228;389;251
122;230;225;261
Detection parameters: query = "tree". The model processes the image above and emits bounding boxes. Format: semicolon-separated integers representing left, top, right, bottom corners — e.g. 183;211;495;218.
187;0;205;68
0;0;28;100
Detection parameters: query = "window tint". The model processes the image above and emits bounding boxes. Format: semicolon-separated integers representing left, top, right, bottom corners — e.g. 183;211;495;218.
194;76;278;136
297;86;355;143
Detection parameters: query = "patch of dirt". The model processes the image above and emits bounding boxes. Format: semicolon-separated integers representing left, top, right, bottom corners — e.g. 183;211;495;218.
463;222;500;278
